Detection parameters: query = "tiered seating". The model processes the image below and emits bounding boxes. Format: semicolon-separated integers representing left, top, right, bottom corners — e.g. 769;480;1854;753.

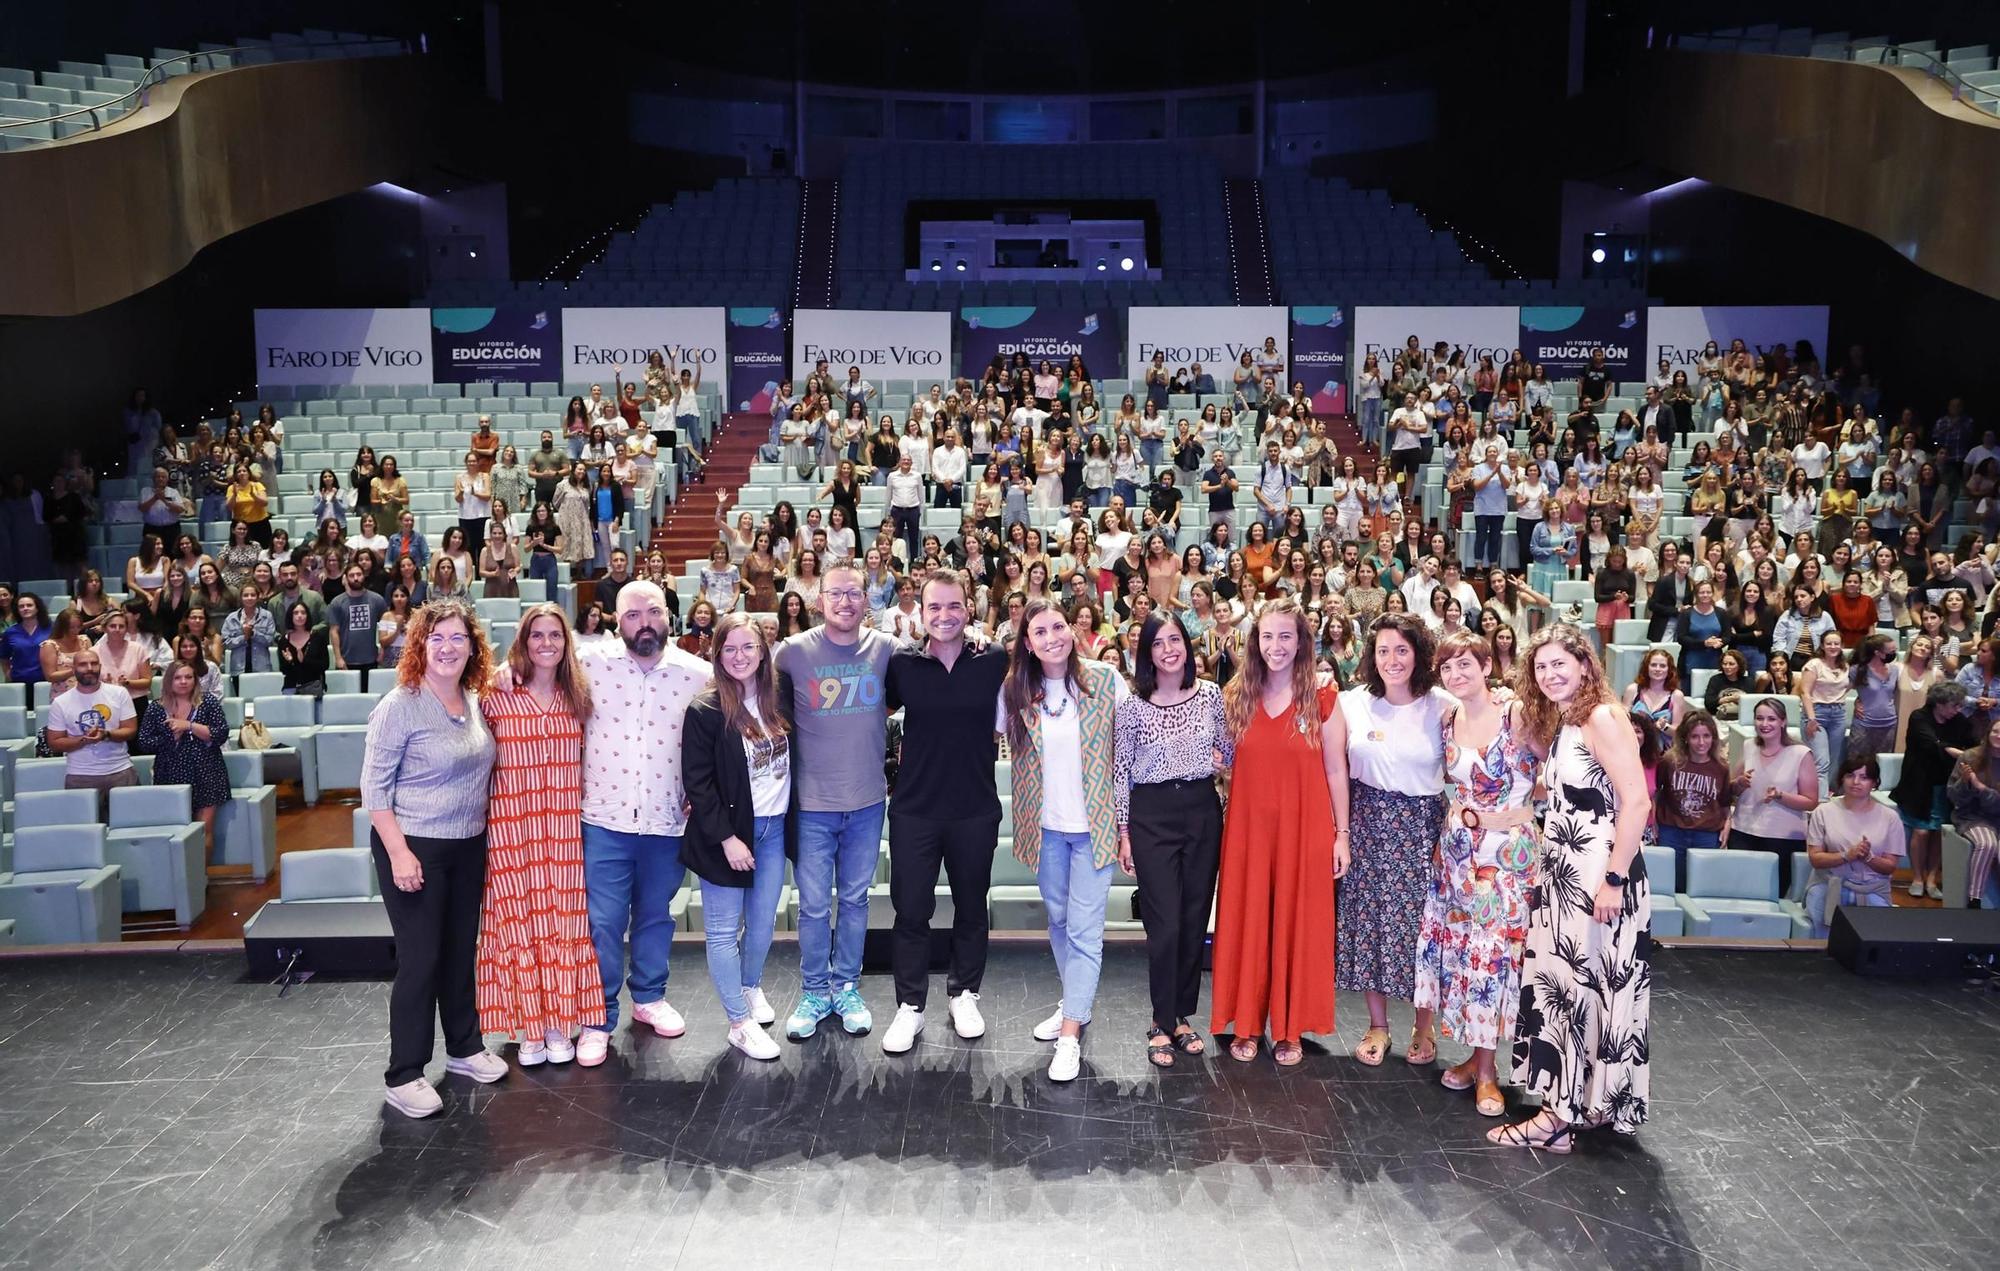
429;177;799;309
0;32;406;151
836;144;1234;310
1678;26;2000;117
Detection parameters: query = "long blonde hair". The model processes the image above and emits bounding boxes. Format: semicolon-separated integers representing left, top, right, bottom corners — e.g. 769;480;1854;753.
1222;597;1320;744
1517;623;1613;750
706;611;788;740
503;602;593;719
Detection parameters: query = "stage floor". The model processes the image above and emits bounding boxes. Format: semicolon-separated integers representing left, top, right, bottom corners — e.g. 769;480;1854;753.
0;945;1992;1270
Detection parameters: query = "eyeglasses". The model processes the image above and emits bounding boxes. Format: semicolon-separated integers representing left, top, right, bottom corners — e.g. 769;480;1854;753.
426;633;470;649
823;589;866;603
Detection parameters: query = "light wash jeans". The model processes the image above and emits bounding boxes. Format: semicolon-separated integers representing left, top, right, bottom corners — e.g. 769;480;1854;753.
1359;397;1384;448
582;823;683;1031
1037;828;1116;1025
701;815;788;1022
1808;702;1847;794
794;802;885;997
1804;879;1889;937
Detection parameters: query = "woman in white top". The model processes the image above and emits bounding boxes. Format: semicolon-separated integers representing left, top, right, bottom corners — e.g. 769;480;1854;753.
1792;435;1832;489
1777;469;1816;540
1511;465;1550;572
898;418;931;481
1356;354;1386;450
1728;695;1820;896
1331;456;1369;542
350;511;390;558
1338;612;1452;1067
1034;436;1065;512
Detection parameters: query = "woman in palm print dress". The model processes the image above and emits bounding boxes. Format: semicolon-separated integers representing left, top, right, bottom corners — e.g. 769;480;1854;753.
1498;623;1653;1152
1416;630;1540;1119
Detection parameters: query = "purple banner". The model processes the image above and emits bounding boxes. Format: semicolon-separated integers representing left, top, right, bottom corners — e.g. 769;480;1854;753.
956;306;1122;383
727;307;788;415
430;305;561;380
1288;306;1349;416
1519;305;1646;378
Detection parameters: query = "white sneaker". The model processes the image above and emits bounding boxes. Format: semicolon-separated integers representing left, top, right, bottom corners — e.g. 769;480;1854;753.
576;1027;610;1067
384;1077;442;1118
444;1050;509;1084
543;1029;575;1064
882;1004;925;1054
632;999;687;1038
1032;1005;1066;1042
1926;883;1945;901
1909;877;1925;897
948;991;986;1039
1048;1036;1081;1083
517;1040;547;1067
727;1019;781;1061
745;987;776;1026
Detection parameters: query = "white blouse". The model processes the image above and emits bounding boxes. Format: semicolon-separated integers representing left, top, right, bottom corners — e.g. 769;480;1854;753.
1339;685;1450;795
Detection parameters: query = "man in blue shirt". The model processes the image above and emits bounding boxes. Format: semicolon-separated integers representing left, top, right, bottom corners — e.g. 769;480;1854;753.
1471;444;1509;570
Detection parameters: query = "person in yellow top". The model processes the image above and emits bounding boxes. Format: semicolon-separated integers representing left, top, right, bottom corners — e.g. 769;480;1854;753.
1817;468;1861;559
371;455;410;535
224;463;273;547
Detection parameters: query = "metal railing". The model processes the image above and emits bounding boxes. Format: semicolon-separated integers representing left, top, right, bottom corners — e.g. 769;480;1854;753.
1669;31;2000;115
0;37;411;148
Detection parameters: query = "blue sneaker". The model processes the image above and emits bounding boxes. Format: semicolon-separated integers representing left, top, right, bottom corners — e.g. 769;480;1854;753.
786;992;834;1041
832;983;873;1036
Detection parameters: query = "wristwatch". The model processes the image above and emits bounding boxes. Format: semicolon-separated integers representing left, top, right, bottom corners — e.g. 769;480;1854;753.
1604;871;1627;889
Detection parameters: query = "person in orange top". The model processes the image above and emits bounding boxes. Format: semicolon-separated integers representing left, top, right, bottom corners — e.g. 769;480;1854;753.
1239;520;1280;598
1824;569;1878;650
1208;597;1350;1067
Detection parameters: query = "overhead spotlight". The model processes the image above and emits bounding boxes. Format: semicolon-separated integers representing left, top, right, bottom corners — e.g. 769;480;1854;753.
469;250;478;259
954;259;967;271
1119;257;1134;271
1095;258;1107;272
930;259;942;272
1590;247;1606;264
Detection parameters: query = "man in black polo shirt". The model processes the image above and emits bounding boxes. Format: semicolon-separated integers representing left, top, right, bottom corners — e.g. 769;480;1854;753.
879;571;1008;1055
1202;450;1238;540
1577;348;1611;414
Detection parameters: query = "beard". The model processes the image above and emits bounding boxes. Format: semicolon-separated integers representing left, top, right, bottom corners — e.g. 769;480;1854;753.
623;626;662;656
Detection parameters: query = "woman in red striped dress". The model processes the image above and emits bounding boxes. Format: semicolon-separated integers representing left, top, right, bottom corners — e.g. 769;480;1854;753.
477;602;604;1066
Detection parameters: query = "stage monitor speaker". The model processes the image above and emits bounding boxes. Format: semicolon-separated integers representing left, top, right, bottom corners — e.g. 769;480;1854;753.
1827;905;2000;977
243;899;397;979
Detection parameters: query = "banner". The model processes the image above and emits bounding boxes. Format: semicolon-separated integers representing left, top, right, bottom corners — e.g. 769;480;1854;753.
727;306;788;414
253;308;432;388
793;309;951;381
1646;306;1831;373
1288;306;1350;416
560;306;726;387
1519;306;1646;378
431;306;562;380
1351;306;1518;389
1125;306;1287;382
955;306;1123;382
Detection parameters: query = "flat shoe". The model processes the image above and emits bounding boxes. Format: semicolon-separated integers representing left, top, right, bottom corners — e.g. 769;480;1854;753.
1475;1079;1506;1118
1229;1037;1260;1063
1353;1027;1390;1066
1439;1059;1477;1091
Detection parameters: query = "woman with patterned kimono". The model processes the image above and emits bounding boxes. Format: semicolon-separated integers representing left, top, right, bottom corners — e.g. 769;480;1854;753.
1498;623;1653;1151
1416;630;1540;1118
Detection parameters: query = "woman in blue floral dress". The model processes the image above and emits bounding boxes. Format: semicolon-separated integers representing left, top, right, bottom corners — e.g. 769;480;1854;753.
1416;630;1539;1117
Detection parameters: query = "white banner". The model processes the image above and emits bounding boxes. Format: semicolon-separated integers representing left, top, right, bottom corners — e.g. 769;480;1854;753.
560;307;727;384
1351;306;1519;391
253;308;432;388
1125;306;1287;381
1646;306;1830;372
793;310;952;381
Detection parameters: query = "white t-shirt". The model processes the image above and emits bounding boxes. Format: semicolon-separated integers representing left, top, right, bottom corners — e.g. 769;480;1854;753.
1389;407;1427;452
740;700;792;818
997;673;1130;833
1338;685;1449;795
1792;441;1831;479
48;683;137;778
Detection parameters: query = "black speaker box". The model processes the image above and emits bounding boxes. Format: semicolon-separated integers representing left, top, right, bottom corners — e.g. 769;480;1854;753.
1827;905;2000;977
243;899;398;978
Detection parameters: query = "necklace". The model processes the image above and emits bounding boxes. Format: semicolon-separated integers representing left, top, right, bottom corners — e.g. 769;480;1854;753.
1038;680;1070;719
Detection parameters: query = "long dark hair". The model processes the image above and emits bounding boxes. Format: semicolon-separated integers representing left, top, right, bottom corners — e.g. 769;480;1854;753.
1002;597;1091;755
1134;611;1195;699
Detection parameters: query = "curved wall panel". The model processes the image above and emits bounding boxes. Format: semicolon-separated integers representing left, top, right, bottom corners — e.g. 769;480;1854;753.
1642;50;2000;302
0;55;426;317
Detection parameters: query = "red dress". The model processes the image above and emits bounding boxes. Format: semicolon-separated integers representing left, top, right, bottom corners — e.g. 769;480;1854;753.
1209;685;1338;1044
475;688;603;1035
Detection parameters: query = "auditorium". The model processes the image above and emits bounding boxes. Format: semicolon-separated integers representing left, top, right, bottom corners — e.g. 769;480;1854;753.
3;1;1998;1267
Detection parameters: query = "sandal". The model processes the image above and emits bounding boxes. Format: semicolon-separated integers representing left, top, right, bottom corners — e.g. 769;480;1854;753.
1272;1041;1304;1067
1353;1027;1391;1067
1439;1058;1478;1092
1229;1036;1260;1063
1475;1079;1506;1118
1406;1026;1436;1066
1172;1022;1206;1056
1486;1112;1573;1153
1145;1027;1176;1069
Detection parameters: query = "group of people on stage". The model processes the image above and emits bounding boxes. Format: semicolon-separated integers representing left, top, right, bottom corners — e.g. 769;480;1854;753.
360;565;1651;1155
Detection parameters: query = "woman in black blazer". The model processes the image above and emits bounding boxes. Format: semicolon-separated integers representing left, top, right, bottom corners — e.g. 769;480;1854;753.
681;612;793;1061
1646;541;1691;641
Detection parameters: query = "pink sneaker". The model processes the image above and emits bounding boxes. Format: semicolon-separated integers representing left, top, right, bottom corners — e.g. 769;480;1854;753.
631;999;686;1038
576;1027;610;1067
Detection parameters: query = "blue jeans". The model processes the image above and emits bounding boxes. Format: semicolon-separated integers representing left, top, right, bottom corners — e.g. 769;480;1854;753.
1808;702;1847;793
1735;647;1768;676
1359;397;1383;447
1140;438;1164;468
1654;824;1719;892
701;815;788;1022
582;823;683;1031
794;802;884;997
1112;479;1137;506
1037;829;1116;1025
567;435;586;461
1804;879;1889;937
1087;488;1110;509
1472;513;1505;568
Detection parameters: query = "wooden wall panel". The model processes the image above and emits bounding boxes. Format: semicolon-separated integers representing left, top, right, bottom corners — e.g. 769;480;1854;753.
0;56;426;317
1643;50;2000;302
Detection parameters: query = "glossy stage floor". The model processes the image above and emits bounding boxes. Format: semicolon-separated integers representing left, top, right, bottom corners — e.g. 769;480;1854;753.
0;943;1991;1271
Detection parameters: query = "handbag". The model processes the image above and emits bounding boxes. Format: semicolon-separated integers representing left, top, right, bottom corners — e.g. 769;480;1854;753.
239;717;275;751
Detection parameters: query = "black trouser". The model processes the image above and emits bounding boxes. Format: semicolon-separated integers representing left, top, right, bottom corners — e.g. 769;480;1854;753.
1128;778;1222;1031
347;661;377;691
891;506;922;565
887;809;999;1009
371;830;487;1087
934;482;962;509
244;517;274;549
459;518;488;553
1729;829;1803;897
